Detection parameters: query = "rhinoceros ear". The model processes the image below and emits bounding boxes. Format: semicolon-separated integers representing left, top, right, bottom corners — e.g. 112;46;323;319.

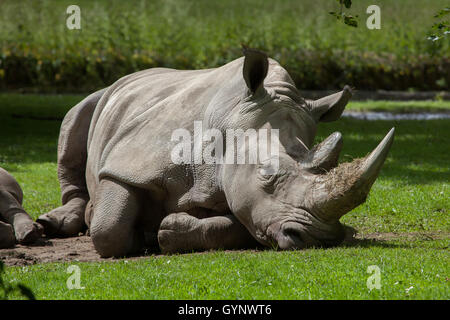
309;86;352;122
242;47;268;94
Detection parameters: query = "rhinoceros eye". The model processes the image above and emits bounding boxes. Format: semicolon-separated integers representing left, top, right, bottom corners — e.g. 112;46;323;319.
257;166;286;187
258;168;277;182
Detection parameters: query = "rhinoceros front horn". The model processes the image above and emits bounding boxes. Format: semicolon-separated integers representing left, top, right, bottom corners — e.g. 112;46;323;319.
311;128;395;221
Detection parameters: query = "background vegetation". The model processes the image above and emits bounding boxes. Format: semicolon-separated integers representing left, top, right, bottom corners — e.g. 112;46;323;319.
0;0;449;92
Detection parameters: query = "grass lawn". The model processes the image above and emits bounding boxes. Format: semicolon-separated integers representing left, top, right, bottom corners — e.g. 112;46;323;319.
0;94;449;299
4;243;449;300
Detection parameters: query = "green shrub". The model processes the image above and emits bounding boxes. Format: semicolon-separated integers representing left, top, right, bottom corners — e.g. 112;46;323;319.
0;0;448;92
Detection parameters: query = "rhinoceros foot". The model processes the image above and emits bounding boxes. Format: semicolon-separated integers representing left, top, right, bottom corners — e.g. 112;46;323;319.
12;213;44;244
0;220;16;248
36;197;87;237
158;213;204;254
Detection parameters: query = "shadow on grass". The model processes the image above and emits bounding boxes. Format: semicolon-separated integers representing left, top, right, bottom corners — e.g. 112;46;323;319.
341;238;412;249
0;116;60;165
340;237;449;250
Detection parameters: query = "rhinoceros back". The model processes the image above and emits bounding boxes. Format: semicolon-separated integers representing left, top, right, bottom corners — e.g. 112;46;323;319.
85;61;242;194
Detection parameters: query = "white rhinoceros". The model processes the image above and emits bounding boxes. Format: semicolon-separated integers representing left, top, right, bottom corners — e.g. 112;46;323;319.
0;167;42;248
37;49;394;257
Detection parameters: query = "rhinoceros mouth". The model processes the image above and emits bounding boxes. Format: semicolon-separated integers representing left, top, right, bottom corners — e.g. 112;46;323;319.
266;212;345;249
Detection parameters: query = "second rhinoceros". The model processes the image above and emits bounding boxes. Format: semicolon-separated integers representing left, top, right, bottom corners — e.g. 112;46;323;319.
37;49;394;257
0;167;42;248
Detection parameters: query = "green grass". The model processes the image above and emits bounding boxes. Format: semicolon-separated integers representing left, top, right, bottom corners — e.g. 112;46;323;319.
4;242;449;299
347;100;450;113
0;94;449;299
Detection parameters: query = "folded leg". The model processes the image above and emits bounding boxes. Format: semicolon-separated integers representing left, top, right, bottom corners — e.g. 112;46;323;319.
0;189;42;244
89;177;144;258
157;213;259;253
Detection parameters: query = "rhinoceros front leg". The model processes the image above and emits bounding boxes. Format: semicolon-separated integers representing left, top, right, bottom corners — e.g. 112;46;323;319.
0;189;43;245
37;89;106;237
89;177;145;258
157;213;259;254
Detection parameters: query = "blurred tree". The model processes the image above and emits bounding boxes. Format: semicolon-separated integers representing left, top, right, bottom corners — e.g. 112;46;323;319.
329;0;358;27
329;1;449;42
428;7;449;41
0;261;36;300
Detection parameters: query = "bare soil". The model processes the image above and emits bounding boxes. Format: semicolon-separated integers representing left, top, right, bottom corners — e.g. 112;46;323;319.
0;232;448;266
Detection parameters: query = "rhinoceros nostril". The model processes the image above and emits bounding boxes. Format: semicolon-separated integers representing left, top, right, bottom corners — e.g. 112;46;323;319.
276;224;305;250
283;227;302;243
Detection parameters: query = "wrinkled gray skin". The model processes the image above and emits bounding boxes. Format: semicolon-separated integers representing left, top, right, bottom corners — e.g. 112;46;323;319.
0;167;43;248
37;49;394;257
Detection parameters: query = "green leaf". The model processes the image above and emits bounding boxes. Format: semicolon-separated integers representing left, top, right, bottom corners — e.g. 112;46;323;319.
343;0;352;9
344;15;358;27
434;7;450;18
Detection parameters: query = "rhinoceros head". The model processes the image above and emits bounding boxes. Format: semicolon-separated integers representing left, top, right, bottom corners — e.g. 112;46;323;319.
220;49;394;249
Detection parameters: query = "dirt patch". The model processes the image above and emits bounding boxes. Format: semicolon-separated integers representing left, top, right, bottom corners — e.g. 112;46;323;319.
1;232;448;266
0;236;100;266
